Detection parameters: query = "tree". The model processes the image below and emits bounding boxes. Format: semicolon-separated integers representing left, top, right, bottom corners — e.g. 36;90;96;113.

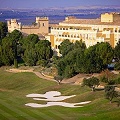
114;40;120;61
23;45;37;66
0;45;3;66
56;40;87;78
54;75;63;85
56;58;66;76
35;40;53;61
20;34;39;53
74;40;86;51
96;42;114;69
0;37;14;65
21;34;39;66
8;30;23;67
75;48;85;73
84;44;103;73
83;77;100;91
59;39;74;57
105;85;118;103
64;65;76;78
0;22;8;42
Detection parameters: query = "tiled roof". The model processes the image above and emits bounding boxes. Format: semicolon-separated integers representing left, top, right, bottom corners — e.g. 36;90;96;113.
61;18;120;26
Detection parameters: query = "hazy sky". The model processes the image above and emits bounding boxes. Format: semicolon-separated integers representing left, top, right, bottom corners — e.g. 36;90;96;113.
0;0;120;9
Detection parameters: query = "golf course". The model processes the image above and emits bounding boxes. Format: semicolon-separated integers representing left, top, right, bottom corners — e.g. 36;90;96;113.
0;67;120;120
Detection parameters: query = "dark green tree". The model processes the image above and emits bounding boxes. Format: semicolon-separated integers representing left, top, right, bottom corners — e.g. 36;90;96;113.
0;30;23;66
0;22;8;42
35;40;53;61
59;39;74;57
9;30;23;67
64;65;76;78
114;40;120;61
75;48;86;73
0;45;3;66
96;42;114;69
84;45;103;73
21;34;39;66
56;58;66;76
20;34;39;52
0;37;14;65
74;40;86;50
23;45;37;66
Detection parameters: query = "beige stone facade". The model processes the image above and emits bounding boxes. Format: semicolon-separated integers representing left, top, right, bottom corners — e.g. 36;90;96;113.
101;12;120;22
45;12;120;55
7;17;49;35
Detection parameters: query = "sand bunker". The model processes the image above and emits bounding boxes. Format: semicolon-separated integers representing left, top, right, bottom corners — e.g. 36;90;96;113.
26;91;76;101
25;101;91;108
25;91;91;108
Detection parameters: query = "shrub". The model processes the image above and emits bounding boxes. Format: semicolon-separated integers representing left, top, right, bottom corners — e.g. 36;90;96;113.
100;76;108;83
114;62;120;70
115;77;120;84
54;75;63;84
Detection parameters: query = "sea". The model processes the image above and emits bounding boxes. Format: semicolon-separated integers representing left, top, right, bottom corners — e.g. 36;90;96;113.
0;10;100;24
0;8;119;24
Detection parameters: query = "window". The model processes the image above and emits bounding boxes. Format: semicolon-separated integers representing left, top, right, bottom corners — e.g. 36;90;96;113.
55;45;58;49
115;29;117;32
43;23;45;26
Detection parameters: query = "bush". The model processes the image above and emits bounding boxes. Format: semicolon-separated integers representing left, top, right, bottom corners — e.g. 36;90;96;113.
54;75;63;81
82;77;100;91
36;59;48;67
115;77;120;84
54;75;63;84
100;76;108;83
108;80;115;85
114;62;120;70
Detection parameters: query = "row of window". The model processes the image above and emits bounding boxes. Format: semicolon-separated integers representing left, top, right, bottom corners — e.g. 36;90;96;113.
58;34;96;39
58;34;80;38
51;27;90;31
115;29;120;33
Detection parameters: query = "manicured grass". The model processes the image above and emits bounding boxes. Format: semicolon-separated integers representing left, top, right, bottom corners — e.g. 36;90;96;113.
0;67;120;120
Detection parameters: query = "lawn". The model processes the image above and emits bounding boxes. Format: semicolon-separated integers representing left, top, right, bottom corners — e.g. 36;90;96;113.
0;67;120;120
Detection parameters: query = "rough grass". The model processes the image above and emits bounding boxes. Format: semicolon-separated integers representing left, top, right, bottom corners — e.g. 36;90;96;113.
0;67;120;120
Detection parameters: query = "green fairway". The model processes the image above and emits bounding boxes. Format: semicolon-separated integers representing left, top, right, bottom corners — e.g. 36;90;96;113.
0;68;120;120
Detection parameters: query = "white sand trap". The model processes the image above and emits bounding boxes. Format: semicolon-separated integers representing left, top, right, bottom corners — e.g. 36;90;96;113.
26;91;76;101
25;91;91;108
25;101;91;108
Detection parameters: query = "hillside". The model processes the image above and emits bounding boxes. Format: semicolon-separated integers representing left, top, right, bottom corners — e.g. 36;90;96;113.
0;67;120;120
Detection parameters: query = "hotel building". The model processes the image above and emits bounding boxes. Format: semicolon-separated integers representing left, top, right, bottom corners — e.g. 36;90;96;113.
45;13;120;55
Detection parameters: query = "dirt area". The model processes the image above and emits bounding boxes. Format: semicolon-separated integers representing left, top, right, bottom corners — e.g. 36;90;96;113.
61;73;101;85
6;68;34;73
5;67;120;86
